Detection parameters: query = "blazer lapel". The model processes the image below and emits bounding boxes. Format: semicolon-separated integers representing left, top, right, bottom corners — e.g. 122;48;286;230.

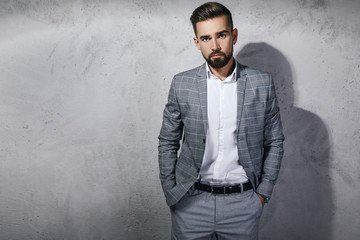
236;62;248;132
235;62;256;180
196;63;208;134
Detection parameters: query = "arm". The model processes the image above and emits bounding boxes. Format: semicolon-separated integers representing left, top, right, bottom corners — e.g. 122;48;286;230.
256;75;285;201
158;77;183;200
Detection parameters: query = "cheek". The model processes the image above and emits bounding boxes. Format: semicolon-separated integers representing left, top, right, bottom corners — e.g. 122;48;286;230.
224;42;233;53
201;49;208;57
199;46;209;55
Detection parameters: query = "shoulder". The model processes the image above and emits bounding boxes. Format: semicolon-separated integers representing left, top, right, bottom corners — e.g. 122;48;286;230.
238;63;272;87
173;64;205;81
169;64;205;91
241;65;270;79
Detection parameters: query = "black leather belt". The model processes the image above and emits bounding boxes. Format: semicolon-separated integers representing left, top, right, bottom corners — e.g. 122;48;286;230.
194;181;253;194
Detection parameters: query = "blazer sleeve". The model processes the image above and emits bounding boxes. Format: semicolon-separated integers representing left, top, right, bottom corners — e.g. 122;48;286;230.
158;77;184;199
256;74;285;200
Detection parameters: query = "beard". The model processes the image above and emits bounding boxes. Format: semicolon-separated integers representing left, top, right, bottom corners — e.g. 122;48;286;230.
203;49;233;69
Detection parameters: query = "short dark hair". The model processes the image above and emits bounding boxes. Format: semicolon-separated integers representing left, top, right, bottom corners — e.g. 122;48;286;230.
190;2;233;36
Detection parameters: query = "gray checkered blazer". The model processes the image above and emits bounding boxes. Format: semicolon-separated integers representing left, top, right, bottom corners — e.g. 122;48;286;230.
158;61;284;206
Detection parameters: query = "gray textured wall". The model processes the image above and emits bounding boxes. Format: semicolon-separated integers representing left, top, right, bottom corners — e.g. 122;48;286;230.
0;0;359;239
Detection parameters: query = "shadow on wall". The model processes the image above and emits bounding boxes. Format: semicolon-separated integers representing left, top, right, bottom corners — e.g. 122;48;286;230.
236;43;334;240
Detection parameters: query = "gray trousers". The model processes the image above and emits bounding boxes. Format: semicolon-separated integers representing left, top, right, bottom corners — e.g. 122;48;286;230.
170;186;263;240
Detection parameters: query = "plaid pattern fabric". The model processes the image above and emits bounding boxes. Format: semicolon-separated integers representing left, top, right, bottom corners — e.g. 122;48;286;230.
158;62;284;206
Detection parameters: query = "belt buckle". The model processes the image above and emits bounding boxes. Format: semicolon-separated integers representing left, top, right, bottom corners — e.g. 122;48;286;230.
211;185;214;194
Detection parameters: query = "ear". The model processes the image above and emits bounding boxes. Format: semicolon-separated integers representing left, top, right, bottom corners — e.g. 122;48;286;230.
232;28;238;45
193;37;201;50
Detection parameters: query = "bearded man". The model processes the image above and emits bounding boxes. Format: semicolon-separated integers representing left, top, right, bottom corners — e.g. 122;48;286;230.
158;2;285;239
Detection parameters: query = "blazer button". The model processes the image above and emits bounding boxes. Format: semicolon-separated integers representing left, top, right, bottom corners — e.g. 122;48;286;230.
203;139;206;144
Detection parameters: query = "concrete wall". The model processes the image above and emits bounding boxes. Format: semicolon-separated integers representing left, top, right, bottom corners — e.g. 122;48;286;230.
0;0;359;239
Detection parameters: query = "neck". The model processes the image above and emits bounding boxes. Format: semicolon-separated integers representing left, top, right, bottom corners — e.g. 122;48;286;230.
209;57;235;81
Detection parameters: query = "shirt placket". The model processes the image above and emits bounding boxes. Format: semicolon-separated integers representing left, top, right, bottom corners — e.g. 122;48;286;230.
214;79;225;180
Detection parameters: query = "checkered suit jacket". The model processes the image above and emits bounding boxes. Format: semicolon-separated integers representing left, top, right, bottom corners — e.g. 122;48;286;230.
158;61;284;206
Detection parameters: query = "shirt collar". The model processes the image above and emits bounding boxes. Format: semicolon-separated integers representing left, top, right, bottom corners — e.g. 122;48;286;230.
206;62;237;83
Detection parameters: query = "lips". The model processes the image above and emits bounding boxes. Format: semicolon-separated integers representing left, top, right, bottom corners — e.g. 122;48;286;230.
210;52;225;58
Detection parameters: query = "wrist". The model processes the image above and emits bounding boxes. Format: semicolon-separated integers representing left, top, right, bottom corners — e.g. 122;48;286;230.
256;193;269;203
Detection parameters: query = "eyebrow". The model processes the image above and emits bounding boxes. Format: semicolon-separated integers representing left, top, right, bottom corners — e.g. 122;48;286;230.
199;30;231;39
216;30;230;35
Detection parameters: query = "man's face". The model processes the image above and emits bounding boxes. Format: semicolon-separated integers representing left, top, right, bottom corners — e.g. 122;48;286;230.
194;15;238;69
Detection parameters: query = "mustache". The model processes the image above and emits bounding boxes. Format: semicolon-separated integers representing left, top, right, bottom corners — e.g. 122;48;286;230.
209;51;226;58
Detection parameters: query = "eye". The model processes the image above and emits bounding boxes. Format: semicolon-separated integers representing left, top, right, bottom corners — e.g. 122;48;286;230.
218;34;226;39
201;37;210;42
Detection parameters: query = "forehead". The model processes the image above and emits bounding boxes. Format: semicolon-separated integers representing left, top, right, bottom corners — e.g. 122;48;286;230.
195;15;230;37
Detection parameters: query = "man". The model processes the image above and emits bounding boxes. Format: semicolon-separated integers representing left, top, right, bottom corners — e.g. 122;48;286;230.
158;2;284;239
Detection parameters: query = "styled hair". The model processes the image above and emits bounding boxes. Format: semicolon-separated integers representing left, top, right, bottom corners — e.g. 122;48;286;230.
190;2;233;36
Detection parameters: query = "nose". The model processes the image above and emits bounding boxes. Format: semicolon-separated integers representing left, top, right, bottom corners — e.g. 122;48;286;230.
211;38;221;51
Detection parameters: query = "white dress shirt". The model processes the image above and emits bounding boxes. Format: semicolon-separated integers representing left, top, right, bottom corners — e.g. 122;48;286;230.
198;63;248;185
